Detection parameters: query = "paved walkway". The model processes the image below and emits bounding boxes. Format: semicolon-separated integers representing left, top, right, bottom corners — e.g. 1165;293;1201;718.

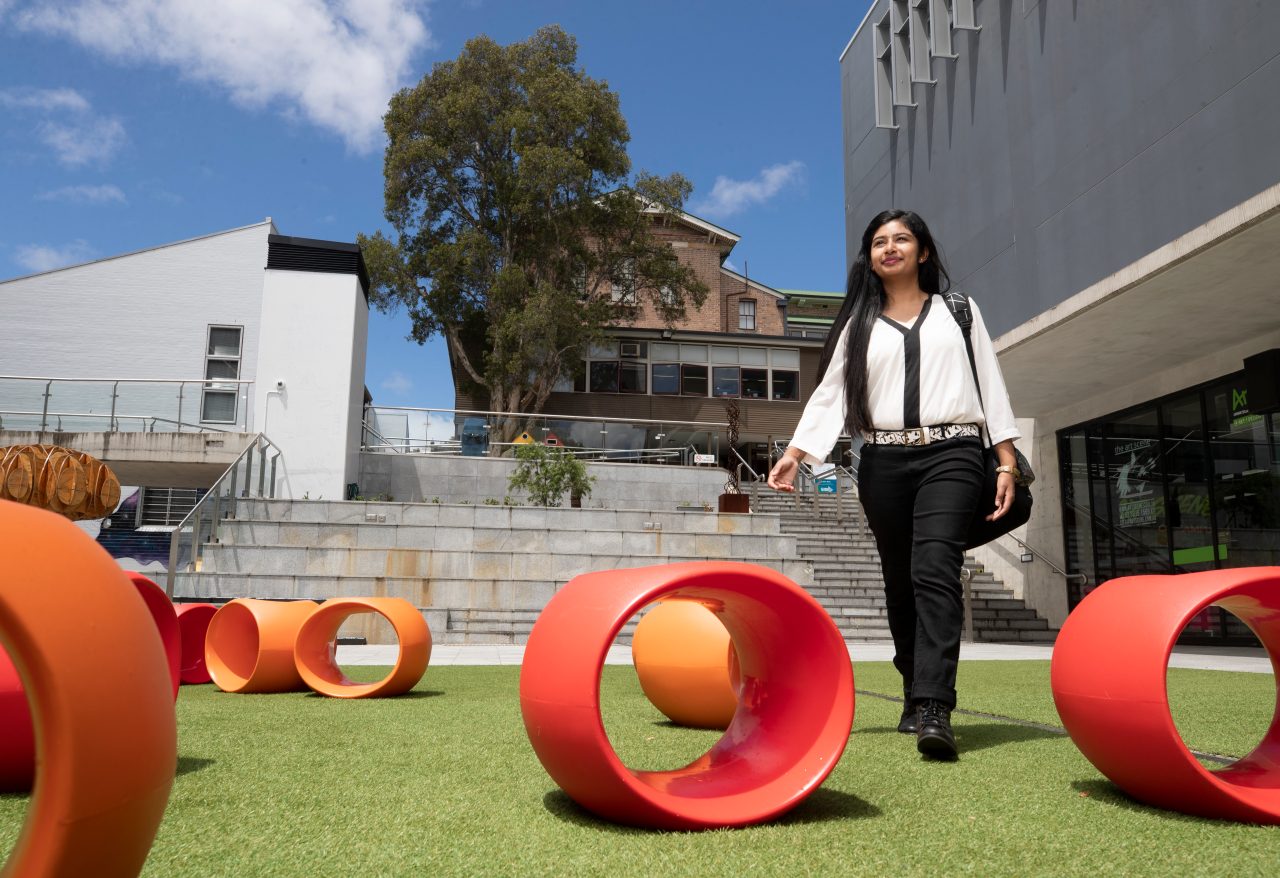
336;641;1273;673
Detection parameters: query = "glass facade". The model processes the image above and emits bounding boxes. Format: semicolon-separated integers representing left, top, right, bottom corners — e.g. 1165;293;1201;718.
1058;370;1280;644
581;342;801;402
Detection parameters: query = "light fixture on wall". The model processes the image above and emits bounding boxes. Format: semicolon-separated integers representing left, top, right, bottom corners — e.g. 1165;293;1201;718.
661;329;674;339
1020;551;1034;563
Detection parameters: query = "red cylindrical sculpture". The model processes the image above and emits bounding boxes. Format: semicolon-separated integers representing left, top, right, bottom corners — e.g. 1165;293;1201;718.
0;574;180;794
0;500;176;877
294;597;432;698
127;572;181;700
175;604;219;684
520;561;855;830
0;647;35;792
1052;567;1280;824
204;599;318;694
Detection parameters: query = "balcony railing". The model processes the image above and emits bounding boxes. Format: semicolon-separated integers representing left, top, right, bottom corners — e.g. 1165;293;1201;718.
0;375;255;433
362;405;728;465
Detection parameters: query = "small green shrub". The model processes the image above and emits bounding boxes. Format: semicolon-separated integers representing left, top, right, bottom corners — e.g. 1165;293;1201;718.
507;443;595;508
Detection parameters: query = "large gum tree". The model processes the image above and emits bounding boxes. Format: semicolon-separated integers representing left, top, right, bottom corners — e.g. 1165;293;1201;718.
360;25;708;446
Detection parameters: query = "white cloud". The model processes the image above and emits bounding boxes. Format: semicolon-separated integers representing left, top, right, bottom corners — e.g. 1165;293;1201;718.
12;0;433;154
692;160;806;218
0;86;90;113
0;86;126;166
38;116;127;166
13;240;96;273
380;370;413;395
35;183;128;204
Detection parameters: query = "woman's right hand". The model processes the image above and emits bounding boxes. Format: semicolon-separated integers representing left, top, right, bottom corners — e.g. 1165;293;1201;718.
767;455;799;493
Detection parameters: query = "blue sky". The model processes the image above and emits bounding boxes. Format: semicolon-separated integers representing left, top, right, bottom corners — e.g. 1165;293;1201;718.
0;0;872;411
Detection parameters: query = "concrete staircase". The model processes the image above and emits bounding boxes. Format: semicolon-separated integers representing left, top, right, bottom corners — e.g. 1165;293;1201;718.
172;498;812;644
751;490;1055;643
171;490;1054;645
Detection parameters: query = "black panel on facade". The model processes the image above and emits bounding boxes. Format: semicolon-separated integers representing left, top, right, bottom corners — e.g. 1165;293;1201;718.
267;234;370;298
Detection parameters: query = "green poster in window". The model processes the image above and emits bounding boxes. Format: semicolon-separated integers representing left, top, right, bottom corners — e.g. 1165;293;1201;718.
1114;439;1159;528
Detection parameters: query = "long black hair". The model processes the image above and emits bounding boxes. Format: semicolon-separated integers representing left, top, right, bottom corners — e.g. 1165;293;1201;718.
816;209;952;436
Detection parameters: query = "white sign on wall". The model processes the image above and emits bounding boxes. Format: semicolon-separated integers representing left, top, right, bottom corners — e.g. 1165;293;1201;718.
693;453;716;464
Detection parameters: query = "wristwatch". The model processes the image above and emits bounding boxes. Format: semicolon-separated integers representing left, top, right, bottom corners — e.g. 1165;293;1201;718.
995;465;1021;480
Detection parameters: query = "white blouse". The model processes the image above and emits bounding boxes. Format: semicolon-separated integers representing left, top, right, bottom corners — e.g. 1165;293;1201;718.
789;294;1020;467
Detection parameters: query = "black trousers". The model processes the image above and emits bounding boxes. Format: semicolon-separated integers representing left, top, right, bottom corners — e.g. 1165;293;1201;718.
856;437;983;708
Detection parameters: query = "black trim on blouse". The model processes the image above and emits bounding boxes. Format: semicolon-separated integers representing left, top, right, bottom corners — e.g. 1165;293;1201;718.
876;295;932;429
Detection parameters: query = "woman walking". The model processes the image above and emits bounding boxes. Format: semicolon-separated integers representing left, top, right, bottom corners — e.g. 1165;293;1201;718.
767;210;1021;760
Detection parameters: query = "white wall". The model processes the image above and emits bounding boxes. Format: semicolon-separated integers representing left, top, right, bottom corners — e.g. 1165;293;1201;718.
0;222;273;430
345;285;369;488
255;269;368;500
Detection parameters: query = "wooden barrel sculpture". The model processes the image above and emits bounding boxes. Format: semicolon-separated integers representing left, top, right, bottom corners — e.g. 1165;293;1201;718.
0;445;121;521
0;446;35;504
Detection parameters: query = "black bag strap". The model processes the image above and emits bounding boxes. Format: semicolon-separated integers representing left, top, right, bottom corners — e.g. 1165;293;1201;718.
941;291;990;446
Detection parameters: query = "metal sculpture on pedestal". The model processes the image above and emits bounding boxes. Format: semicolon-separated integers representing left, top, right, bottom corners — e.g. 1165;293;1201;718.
723;401;741;495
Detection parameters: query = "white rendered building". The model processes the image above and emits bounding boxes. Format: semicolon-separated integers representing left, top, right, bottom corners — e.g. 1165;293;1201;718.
0;220;369;502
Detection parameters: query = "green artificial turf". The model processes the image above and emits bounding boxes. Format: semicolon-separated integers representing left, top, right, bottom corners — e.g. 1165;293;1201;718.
2;662;1278;876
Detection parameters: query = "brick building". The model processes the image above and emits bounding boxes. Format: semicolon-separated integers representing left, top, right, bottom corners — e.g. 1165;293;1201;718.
451;207;848;475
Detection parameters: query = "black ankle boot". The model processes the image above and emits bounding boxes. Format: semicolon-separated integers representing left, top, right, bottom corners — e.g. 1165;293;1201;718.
897;689;917;734
916;699;958;760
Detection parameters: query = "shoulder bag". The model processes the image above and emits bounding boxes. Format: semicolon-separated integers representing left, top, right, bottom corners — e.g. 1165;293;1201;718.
941;291;1034;550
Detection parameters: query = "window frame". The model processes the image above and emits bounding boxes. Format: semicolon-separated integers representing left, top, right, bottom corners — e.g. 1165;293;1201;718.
610;258;637;306
712;365;741;398
619;360;647;395
201;324;243;424
651;362;680;396
738;299;757;331
589;361;621;394
771;370;800;401
681;363;709;397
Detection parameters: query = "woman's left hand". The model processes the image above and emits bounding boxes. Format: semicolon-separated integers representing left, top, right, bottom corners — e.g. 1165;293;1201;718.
986;471;1016;521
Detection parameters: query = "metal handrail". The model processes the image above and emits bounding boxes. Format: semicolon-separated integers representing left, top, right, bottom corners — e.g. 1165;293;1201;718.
728;446;762;482
360;420;405;453
362;412;716;466
995;532;1088;587
1064;497;1184;576
1;375;255;433
0;410;235;434
366;404;728;430
166;433;282;597
0;375;255;384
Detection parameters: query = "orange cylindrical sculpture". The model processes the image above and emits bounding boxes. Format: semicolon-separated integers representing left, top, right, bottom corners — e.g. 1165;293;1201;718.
520;561;855;830
175;604;219;684
127;573;181;700
1052;567;1280;824
0;647;35;792
294;597;432;698
204;598;318;694
0;500;176;878
632;600;738;729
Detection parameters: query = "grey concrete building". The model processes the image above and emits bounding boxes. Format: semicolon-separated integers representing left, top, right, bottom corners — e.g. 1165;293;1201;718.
840;0;1280;643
